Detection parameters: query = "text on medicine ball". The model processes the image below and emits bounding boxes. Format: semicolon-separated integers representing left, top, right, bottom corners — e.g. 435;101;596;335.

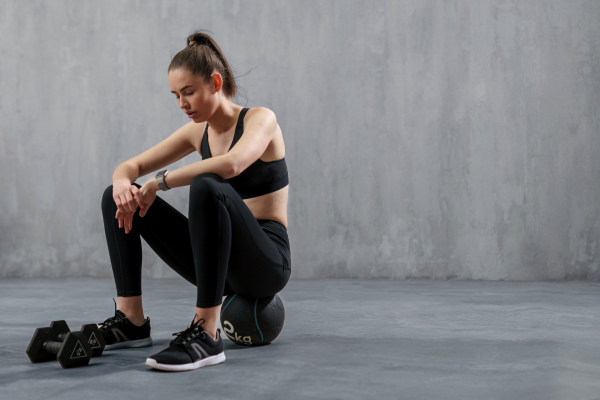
222;321;252;345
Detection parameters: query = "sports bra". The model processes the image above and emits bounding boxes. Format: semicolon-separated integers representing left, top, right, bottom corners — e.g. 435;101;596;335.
200;108;289;199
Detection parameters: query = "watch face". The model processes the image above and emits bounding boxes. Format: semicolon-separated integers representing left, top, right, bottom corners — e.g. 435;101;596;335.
156;170;169;190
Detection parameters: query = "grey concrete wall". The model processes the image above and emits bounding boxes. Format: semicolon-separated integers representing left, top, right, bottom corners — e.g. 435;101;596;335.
1;0;599;280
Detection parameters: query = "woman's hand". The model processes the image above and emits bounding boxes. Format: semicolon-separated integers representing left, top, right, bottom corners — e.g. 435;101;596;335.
116;209;136;234
112;180;140;234
113;179;140;214
136;180;158;218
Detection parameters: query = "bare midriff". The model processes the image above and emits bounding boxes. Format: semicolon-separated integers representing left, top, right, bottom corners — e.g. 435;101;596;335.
244;185;288;227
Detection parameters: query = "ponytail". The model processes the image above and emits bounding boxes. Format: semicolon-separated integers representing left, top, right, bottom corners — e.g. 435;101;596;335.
169;31;237;98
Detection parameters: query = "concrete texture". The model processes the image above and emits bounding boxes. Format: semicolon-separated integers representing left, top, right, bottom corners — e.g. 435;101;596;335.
1;1;600;279
2;278;600;399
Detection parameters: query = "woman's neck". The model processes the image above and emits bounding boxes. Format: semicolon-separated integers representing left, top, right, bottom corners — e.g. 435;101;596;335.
206;101;241;133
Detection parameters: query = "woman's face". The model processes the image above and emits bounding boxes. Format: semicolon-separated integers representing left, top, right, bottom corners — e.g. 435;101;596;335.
168;68;217;123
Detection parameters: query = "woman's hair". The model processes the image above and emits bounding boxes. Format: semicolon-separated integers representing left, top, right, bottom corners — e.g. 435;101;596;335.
169;31;237;98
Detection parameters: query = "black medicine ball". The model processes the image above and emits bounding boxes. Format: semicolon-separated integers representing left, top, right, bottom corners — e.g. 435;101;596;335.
220;293;285;346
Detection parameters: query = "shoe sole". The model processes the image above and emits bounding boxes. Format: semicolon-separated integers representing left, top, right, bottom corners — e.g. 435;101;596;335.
145;352;226;372
104;337;153;350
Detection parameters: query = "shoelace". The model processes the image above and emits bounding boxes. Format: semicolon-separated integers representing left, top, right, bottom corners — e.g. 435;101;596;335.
172;318;207;345
98;299;123;329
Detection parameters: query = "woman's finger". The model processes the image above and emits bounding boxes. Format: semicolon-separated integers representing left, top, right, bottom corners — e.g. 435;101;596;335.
125;191;138;212
115;210;123;228
122;213;129;234
126;213;134;233
114;196;122;212
140;192;156;218
123;193;133;213
133;191;143;207
118;195;129;213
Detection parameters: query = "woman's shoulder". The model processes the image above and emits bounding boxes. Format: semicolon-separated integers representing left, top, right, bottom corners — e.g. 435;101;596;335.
245;107;276;119
244;107;278;128
174;120;207;152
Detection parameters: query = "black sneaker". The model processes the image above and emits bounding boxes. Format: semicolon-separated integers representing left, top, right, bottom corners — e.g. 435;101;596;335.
145;318;225;372
99;306;153;350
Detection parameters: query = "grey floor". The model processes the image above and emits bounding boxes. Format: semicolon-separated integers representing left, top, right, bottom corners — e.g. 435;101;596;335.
1;278;600;400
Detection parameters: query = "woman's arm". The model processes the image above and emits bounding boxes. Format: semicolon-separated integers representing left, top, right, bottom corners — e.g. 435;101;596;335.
144;108;277;190
111;121;199;229
135;108;278;214
113;120;200;185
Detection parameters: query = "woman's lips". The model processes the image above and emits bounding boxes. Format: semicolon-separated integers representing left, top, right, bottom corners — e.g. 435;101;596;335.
187;112;196;119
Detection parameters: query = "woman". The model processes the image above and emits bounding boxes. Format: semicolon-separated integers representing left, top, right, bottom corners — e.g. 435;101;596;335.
99;32;291;372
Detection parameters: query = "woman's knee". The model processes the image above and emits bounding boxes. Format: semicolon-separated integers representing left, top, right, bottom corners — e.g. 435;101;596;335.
190;173;226;201
102;183;142;212
101;185;115;215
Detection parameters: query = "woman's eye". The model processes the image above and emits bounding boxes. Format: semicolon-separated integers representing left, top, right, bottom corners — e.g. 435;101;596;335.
184;92;194;96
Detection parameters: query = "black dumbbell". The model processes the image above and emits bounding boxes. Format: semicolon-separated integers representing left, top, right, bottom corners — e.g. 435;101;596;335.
50;320;106;357
26;327;93;368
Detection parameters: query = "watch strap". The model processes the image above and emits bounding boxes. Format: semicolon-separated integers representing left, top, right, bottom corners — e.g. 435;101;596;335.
155;170;170;191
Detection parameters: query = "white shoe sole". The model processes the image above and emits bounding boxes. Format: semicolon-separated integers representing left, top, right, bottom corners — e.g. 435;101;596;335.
145;352;226;372
104;337;153;350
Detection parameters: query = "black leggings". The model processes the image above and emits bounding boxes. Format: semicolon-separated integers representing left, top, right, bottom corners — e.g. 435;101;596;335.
101;173;291;308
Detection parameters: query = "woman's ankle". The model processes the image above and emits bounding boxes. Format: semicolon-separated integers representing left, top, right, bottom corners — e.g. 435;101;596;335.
192;317;216;339
194;305;220;340
117;296;145;325
129;316;147;326
204;324;218;340
119;309;146;325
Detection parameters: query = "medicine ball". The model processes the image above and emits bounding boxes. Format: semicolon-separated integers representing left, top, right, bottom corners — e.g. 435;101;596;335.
220;293;285;346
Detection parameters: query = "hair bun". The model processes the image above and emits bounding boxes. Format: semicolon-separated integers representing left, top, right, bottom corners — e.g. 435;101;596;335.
187;33;207;47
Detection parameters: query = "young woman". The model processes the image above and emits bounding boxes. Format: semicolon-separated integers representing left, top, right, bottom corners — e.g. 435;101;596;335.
99;32;291;372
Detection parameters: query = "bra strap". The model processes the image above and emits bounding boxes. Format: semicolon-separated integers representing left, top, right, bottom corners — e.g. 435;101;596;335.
200;123;211;158
229;108;250;150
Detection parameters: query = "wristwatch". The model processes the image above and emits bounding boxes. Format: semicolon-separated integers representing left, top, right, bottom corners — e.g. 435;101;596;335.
155;170;170;191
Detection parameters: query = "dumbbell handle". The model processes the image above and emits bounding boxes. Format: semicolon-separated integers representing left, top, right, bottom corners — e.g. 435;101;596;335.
42;340;64;355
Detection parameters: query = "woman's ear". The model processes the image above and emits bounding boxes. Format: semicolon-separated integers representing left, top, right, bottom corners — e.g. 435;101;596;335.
211;73;223;93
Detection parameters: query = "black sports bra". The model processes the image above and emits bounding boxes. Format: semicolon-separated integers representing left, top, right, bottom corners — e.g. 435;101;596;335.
200;108;289;199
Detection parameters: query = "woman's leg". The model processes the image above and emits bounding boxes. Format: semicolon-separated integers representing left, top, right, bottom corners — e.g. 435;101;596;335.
101;185;198;320
188;174;291;337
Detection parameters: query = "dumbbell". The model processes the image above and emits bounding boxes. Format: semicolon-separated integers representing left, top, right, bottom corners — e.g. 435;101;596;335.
26;327;93;368
50;320;106;357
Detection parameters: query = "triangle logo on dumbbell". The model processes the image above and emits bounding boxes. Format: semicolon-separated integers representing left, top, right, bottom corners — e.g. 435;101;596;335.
70;341;89;360
88;332;100;349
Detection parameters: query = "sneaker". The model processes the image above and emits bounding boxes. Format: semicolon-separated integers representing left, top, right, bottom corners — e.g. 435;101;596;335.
99;304;153;350
145;318;225;372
